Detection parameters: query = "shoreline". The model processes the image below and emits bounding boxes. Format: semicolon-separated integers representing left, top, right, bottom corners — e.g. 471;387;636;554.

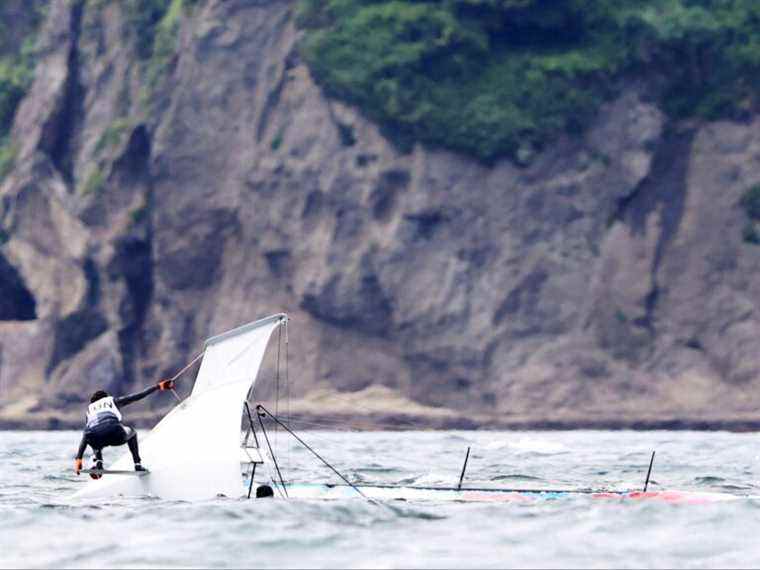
5;412;760;432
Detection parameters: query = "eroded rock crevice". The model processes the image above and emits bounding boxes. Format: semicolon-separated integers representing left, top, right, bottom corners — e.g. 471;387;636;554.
0;253;36;321
47;257;106;374
114;236;153;386
256;49;296;144
301;259;394;337
43;0;85;185
611;129;696;333
114;126;151;180
112;125;154;386
370;169;409;222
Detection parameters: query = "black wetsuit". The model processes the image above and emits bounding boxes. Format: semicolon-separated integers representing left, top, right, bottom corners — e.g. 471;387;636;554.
75;385;159;464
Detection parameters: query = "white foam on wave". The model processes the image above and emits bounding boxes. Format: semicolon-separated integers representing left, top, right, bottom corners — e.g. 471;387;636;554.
484;438;571;455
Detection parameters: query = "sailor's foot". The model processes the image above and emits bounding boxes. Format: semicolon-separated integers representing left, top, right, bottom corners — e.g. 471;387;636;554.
134;463;147;472
89;460;103;480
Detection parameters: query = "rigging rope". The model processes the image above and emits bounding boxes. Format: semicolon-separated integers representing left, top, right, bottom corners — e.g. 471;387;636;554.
256;404;370;501
285;319;291;479
148;350;205;403
160;351;205;403
274;325;282;453
168;351;205;384
256;405;289;498
243;402;259;499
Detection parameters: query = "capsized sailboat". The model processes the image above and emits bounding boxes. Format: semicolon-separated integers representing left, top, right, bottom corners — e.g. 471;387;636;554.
254;409;752;504
72;313;757;504
280;483;746;504
73;314;287;501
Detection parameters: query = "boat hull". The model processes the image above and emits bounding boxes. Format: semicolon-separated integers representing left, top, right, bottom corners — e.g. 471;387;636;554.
280;483;749;503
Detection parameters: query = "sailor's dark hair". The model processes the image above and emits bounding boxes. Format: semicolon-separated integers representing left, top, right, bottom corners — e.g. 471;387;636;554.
90;390;110;403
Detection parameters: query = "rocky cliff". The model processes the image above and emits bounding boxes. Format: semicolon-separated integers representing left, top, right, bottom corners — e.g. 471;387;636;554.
1;0;760;429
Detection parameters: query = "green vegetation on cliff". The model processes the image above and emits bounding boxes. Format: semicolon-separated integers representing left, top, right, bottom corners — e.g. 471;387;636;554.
143;0;184;91
94;118;135;155
124;0;198;106
742;185;760;220
0;138;18;182
124;0;179;59
0;3;44;140
298;0;760;162
79;166;106;196
742;184;760;244
0;51;32;138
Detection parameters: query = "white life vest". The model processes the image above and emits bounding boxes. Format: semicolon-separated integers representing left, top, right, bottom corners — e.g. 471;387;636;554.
86;396;122;429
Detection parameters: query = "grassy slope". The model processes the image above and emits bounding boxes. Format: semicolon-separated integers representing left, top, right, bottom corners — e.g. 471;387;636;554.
297;0;760;162
0;3;46;179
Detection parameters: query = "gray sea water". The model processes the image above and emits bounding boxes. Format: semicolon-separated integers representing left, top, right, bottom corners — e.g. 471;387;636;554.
2;429;760;568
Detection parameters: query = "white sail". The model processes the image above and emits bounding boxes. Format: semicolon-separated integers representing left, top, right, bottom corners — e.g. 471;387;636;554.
73;314;287;501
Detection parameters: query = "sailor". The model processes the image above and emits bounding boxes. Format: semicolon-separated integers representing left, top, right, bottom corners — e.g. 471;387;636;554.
73;380;175;478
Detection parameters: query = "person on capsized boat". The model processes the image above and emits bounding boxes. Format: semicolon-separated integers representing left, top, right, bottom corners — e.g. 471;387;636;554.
73;380;175;478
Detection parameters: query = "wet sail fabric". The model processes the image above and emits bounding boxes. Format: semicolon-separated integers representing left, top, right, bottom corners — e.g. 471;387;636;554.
191;315;283;397
72;314;287;501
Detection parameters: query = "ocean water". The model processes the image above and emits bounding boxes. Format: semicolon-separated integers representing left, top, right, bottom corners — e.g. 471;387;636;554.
2;429;760;568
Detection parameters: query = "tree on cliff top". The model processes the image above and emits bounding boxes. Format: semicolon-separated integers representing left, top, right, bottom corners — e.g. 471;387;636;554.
298;0;760;162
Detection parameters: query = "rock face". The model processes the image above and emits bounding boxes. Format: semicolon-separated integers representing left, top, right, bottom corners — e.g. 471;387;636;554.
1;0;760;427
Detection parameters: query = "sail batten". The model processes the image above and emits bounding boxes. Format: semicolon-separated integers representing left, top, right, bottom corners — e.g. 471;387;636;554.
73;314;286;501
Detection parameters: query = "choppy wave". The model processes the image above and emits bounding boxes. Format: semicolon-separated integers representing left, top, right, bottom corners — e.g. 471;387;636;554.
3;430;760;568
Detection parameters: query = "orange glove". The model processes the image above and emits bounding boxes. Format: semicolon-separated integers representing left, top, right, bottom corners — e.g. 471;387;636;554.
74;458;83;475
158;379;175;391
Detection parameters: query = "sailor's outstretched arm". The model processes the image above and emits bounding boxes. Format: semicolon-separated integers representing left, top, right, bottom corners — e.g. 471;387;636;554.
115;379;176;407
114;385;159;407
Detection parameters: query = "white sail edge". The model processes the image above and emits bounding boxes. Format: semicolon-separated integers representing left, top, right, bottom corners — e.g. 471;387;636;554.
191;313;288;396
204;313;288;348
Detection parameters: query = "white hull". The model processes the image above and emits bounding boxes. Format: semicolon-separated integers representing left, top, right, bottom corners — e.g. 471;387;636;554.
279;483;750;504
